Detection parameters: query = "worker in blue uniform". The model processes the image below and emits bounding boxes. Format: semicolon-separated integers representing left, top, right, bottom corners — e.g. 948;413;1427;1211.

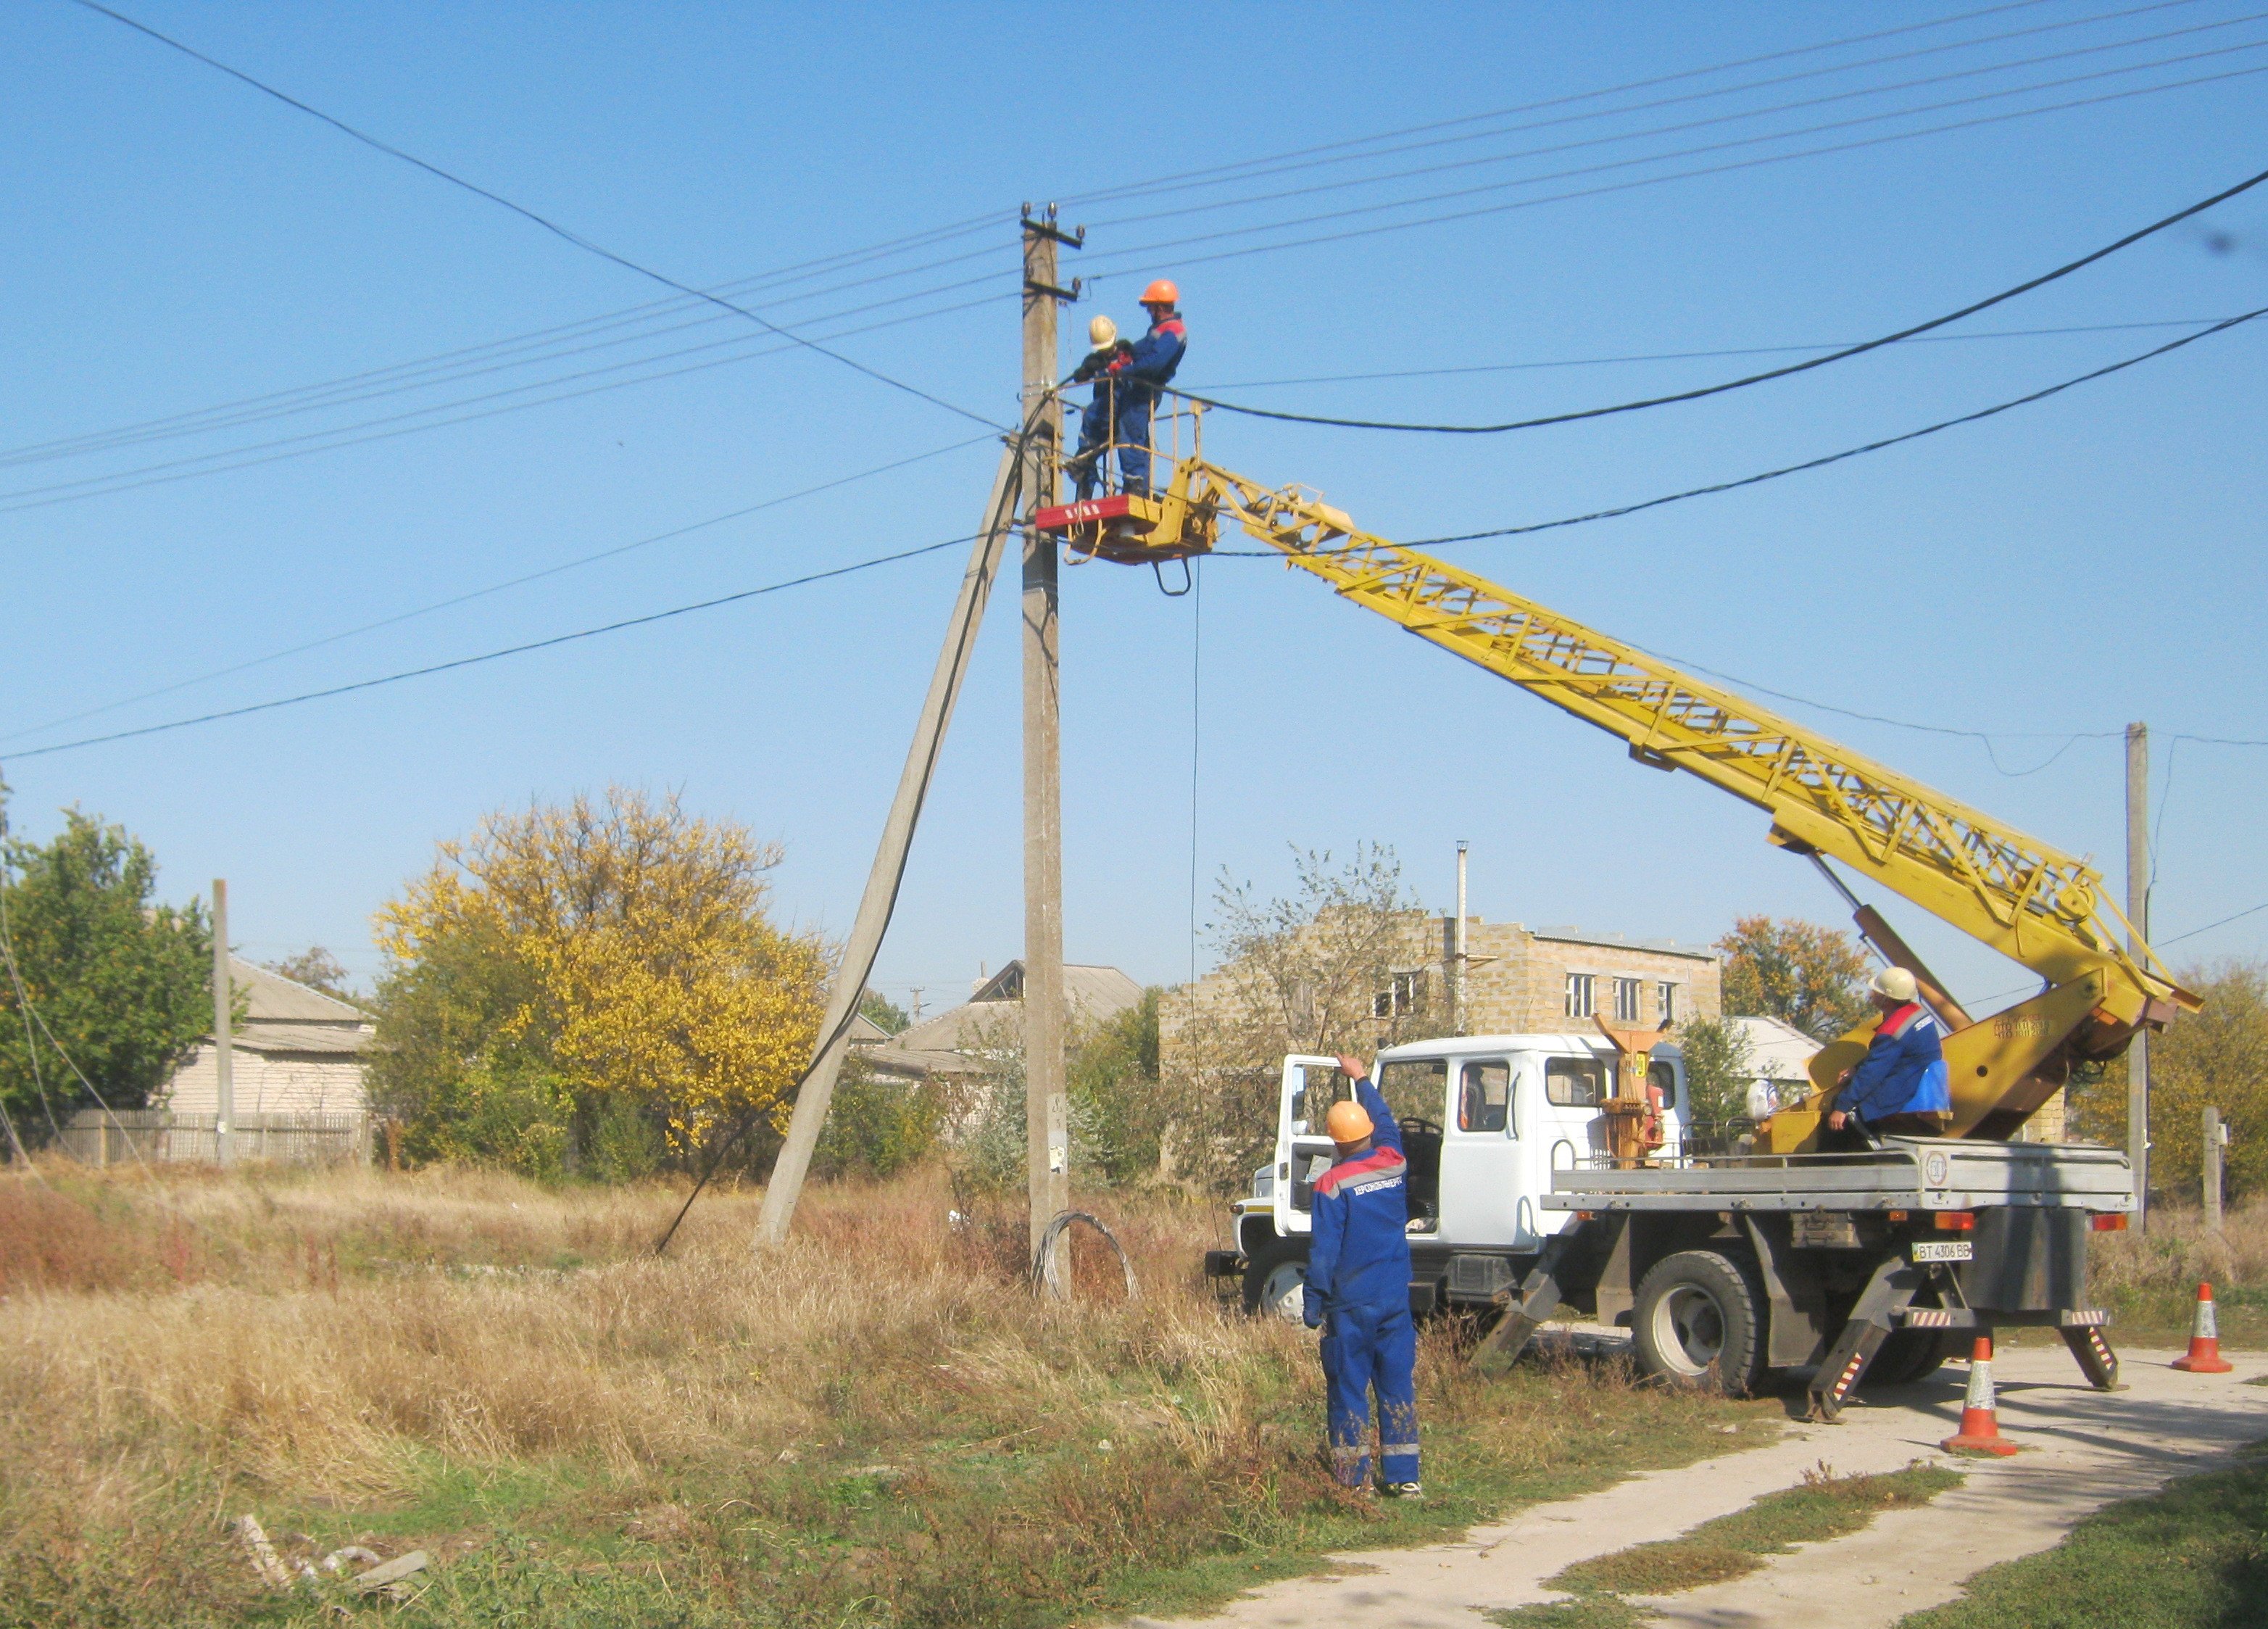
1303;1052;1421;1496
1826;966;1953;1149
1069;280;1187;499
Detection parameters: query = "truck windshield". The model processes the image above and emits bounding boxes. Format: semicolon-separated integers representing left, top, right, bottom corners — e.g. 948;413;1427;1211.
1376;1058;1446;1129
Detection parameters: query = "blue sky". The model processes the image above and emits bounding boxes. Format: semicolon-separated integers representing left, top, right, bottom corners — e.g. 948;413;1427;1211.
1;1;2263;1019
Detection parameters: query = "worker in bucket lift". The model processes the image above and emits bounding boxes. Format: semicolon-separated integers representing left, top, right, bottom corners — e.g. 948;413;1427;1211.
1303;1053;1421;1498
1824;966;1953;1149
1066;314;1133;499
1069;280;1187;499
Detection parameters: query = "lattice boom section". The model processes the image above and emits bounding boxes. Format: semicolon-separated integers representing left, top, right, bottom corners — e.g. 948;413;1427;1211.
1205;467;2134;971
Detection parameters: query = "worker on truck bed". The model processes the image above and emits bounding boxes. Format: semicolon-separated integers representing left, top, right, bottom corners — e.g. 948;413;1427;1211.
1825;966;1953;1148
1303;1053;1421;1498
1068;280;1187;499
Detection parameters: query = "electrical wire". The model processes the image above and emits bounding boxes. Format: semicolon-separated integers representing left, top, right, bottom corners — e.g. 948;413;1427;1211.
1176;155;2268;432
71;0;1006;432
1186;318;2244;391
2159;897;2268;945
1079;59;2268;283
0;432;997;747
2;531;985;761
1364;305;2268;539
1056;0;2071;206
0;289;1015;514
1084;6;2256;231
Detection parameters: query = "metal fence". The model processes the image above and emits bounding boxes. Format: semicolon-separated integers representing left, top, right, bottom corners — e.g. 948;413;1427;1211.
57;1108;371;1168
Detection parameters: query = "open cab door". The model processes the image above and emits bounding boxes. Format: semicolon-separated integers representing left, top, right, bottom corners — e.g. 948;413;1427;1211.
1274;1055;1347;1238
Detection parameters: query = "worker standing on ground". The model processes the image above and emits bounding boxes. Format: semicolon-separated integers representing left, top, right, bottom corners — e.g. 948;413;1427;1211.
1303;1053;1421;1496
1068;280;1187;499
1825;967;1953;1148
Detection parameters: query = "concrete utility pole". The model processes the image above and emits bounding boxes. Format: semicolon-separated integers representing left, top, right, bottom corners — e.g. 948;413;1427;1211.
2203;1106;2225;1235
1453;841;1469;1035
211;878;234;1167
2125;721;2151;1230
1021;204;1079;1293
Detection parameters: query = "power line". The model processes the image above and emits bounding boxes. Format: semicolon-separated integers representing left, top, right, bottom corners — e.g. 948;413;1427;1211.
1378;306;2267;537
71;0;1005;432
1079;59;2268;283
0;433;995;747
1189;318;2244;391
1176;154;2268;432
2159;897;2268;945
1085;5;2253;231
3;532;981;760
1055;0;2071;206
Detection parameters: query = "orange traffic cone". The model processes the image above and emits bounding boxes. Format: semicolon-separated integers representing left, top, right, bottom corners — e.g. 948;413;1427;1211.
1941;1335;2020;1456
2172;1282;2235;1374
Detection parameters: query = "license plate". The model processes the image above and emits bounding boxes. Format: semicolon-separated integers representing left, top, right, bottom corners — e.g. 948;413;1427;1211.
1911;1240;1973;1263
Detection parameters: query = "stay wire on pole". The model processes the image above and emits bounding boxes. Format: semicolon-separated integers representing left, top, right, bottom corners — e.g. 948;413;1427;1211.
7;532;988;760
1176;161;2268;434
71;0;1008;433
653;413;1040;1256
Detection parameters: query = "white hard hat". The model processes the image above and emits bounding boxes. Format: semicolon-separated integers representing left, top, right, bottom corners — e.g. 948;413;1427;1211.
1088;315;1119;349
1871;966;1918;1001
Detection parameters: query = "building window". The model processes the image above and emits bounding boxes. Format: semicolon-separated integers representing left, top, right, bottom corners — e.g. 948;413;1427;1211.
1613;977;1643;1022
1564;972;1595;1019
1373;969;1426;1019
1657;982;1678;1024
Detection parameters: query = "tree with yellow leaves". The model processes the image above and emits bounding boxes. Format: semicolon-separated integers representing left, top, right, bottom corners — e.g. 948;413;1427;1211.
370;788;826;1180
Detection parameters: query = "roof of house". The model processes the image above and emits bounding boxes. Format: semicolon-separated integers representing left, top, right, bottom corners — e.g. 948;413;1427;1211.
1528;925;1716;962
1725;1014;1823;1079
203;956;375;1056
863;961;1143;1079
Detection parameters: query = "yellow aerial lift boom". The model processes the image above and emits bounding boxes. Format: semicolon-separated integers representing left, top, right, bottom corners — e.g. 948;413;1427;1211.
1037;405;2198;1146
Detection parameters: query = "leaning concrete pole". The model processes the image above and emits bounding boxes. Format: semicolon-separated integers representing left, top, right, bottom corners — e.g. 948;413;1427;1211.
755;444;1024;1247
212;878;235;1167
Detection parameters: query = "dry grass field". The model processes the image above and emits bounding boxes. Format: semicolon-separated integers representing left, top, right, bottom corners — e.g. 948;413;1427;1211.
0;1162;1779;1628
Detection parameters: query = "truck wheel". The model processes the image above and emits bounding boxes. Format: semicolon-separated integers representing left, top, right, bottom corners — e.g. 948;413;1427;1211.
1861;1329;1952;1388
1632;1250;1765;1396
1241;1238;1311;1321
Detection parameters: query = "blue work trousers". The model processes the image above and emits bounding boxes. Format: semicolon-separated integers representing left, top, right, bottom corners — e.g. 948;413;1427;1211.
1073;384;1159;497
1319;1301;1419;1487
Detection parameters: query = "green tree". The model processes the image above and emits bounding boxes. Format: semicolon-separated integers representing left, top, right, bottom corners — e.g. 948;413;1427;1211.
1071;987;1163;1185
858;989;911;1035
0;807;212;1132
2147;960;2268;1204
1677;1016;1756;1124
812;1059;942;1182
1717;915;1870;1041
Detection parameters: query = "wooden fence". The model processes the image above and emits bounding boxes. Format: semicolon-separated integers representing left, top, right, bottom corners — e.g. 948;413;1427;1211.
57;1108;371;1168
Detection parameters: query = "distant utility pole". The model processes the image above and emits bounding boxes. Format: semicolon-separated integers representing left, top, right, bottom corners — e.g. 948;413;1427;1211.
909;987;925;1024
1453;841;1469;1035
2203;1105;2226;1235
1021;203;1080;1295
2125;721;2150;1230
212;878;235;1167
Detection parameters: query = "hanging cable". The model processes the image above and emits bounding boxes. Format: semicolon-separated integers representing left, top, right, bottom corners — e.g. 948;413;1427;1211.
0;432;997;747
70;0;1006;431
1175;159;2268;433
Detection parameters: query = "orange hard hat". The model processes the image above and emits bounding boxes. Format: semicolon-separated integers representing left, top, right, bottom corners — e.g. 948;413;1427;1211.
1324;1099;1374;1145
1139;278;1179;306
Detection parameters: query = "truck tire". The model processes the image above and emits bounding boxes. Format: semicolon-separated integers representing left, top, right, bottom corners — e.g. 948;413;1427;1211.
1861;1329;1952;1388
1632;1250;1766;1396
1241;1238;1311;1321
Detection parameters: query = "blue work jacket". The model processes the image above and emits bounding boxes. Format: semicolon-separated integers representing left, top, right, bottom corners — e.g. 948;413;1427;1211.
1840;1001;1952;1122
1304;1077;1411;1327
1115;315;1187;392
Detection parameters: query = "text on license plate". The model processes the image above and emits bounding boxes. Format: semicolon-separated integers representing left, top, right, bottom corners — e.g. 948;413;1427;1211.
1911;1240;1973;1262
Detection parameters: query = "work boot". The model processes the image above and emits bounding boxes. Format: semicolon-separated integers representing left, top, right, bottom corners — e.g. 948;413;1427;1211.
1384;1481;1424;1500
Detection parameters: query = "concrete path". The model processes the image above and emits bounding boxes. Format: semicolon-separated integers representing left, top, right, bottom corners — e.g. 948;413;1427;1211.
1126;1344;2268;1629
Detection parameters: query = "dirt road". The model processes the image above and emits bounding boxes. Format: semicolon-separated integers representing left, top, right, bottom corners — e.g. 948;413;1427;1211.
1127;1343;2268;1629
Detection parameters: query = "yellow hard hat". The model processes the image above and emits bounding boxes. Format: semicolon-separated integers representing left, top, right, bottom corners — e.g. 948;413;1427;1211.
1140;278;1179;307
1088;314;1118;349
1325;1099;1374;1145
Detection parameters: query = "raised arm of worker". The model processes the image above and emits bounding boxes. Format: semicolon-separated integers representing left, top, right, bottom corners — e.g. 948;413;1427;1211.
1336;1054;1404;1153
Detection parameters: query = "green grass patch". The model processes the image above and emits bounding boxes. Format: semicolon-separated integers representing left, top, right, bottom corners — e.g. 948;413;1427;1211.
1490;1462;1961;1627
1893;1445;2268;1629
